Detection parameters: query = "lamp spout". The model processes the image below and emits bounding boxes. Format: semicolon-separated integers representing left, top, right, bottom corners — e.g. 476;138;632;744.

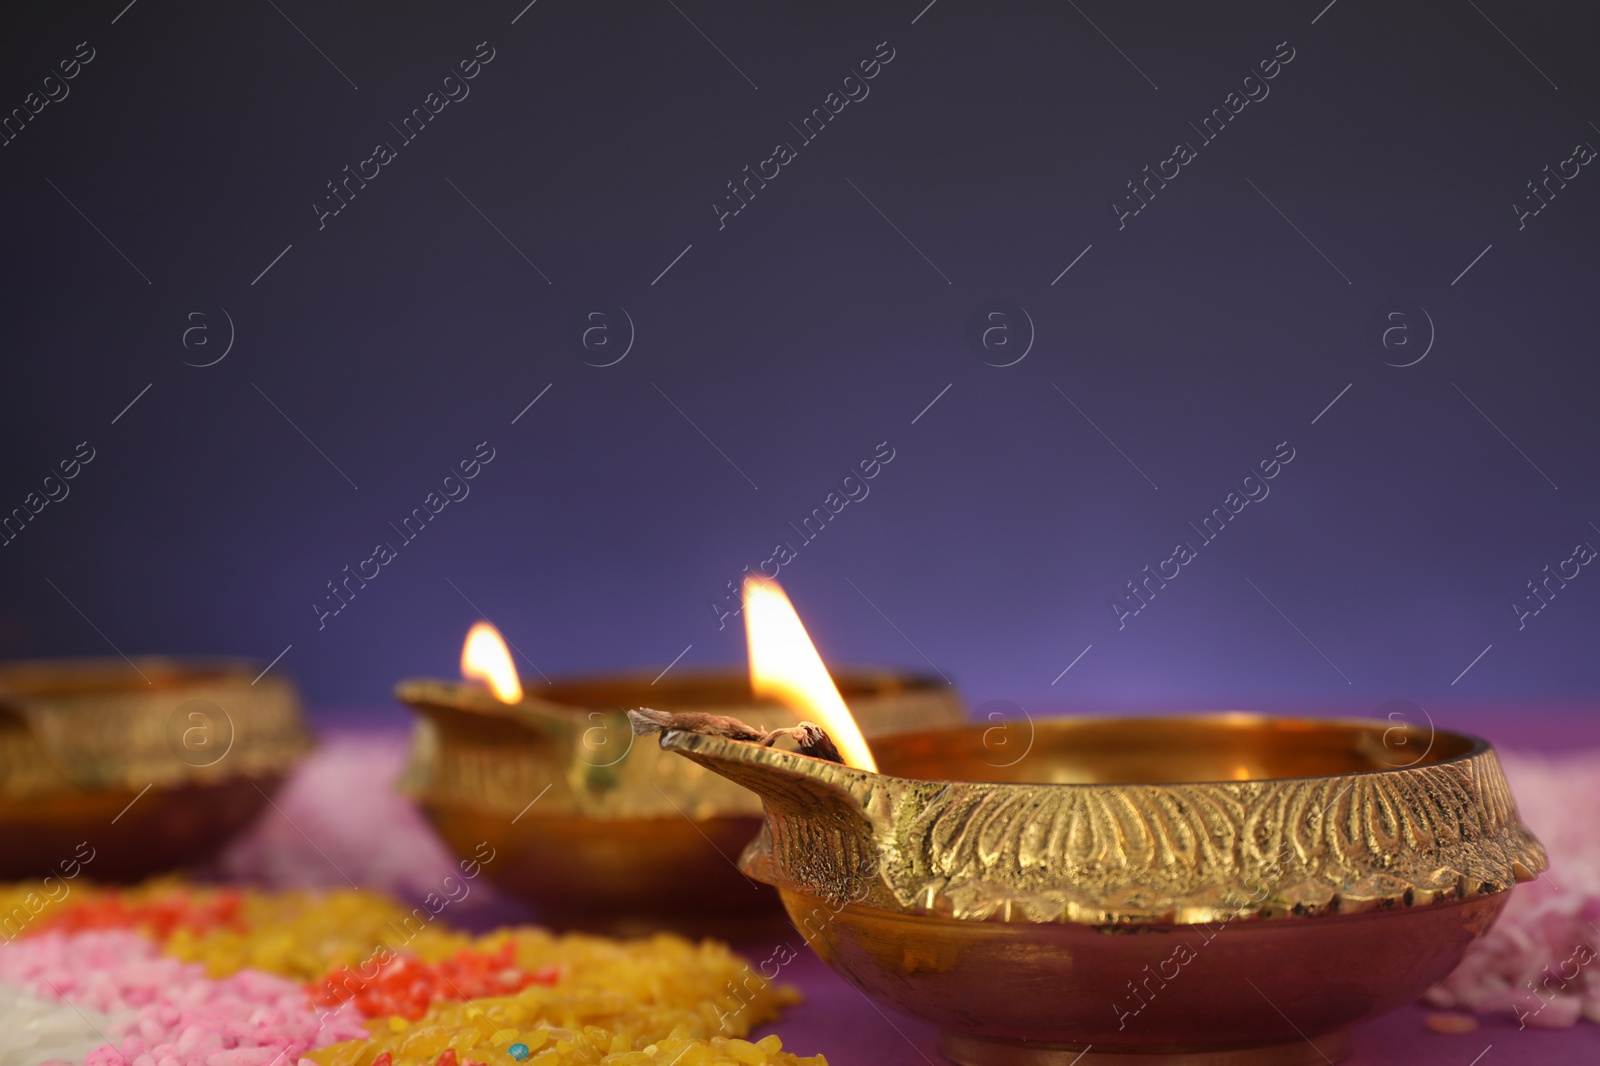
657;729;882;905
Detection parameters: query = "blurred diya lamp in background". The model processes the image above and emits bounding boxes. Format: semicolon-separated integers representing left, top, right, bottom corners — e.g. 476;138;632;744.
0;657;312;881
395;607;964;933
646;582;1548;1066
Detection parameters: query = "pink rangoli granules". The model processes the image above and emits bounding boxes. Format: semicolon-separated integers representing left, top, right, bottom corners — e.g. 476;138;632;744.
1424;750;1600;1027
0;929;365;1066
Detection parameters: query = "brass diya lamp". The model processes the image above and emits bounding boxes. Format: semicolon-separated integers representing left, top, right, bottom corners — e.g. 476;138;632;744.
0;657;312;881
644;581;1547;1066
395;619;965;932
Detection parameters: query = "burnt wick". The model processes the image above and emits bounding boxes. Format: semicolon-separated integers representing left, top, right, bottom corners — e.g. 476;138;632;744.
626;708;845;764
782;722;845;764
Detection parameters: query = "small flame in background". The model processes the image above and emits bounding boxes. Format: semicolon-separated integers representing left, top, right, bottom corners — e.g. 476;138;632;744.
461;621;523;703
744;577;877;772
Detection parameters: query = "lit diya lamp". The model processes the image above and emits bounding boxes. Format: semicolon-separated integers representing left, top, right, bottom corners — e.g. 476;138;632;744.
640;580;1547;1066
395;613;964;932
0;657;311;881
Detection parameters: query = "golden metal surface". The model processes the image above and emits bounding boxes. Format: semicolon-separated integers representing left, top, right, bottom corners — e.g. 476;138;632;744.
396;668;964;931
662;714;1546;1062
0;657;311;880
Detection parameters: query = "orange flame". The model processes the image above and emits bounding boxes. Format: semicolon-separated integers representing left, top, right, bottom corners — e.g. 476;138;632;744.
744;577;876;772
460;622;523;703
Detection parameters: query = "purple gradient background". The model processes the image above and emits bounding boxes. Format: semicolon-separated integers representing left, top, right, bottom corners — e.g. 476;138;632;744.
2;5;1598;722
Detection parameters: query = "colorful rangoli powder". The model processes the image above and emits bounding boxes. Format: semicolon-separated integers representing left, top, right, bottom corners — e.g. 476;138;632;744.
0;928;366;1066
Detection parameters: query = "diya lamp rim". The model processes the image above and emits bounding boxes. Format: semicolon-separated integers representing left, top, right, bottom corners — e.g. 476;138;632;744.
659;710;1497;788
658;712;1546;927
394;664;954;716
